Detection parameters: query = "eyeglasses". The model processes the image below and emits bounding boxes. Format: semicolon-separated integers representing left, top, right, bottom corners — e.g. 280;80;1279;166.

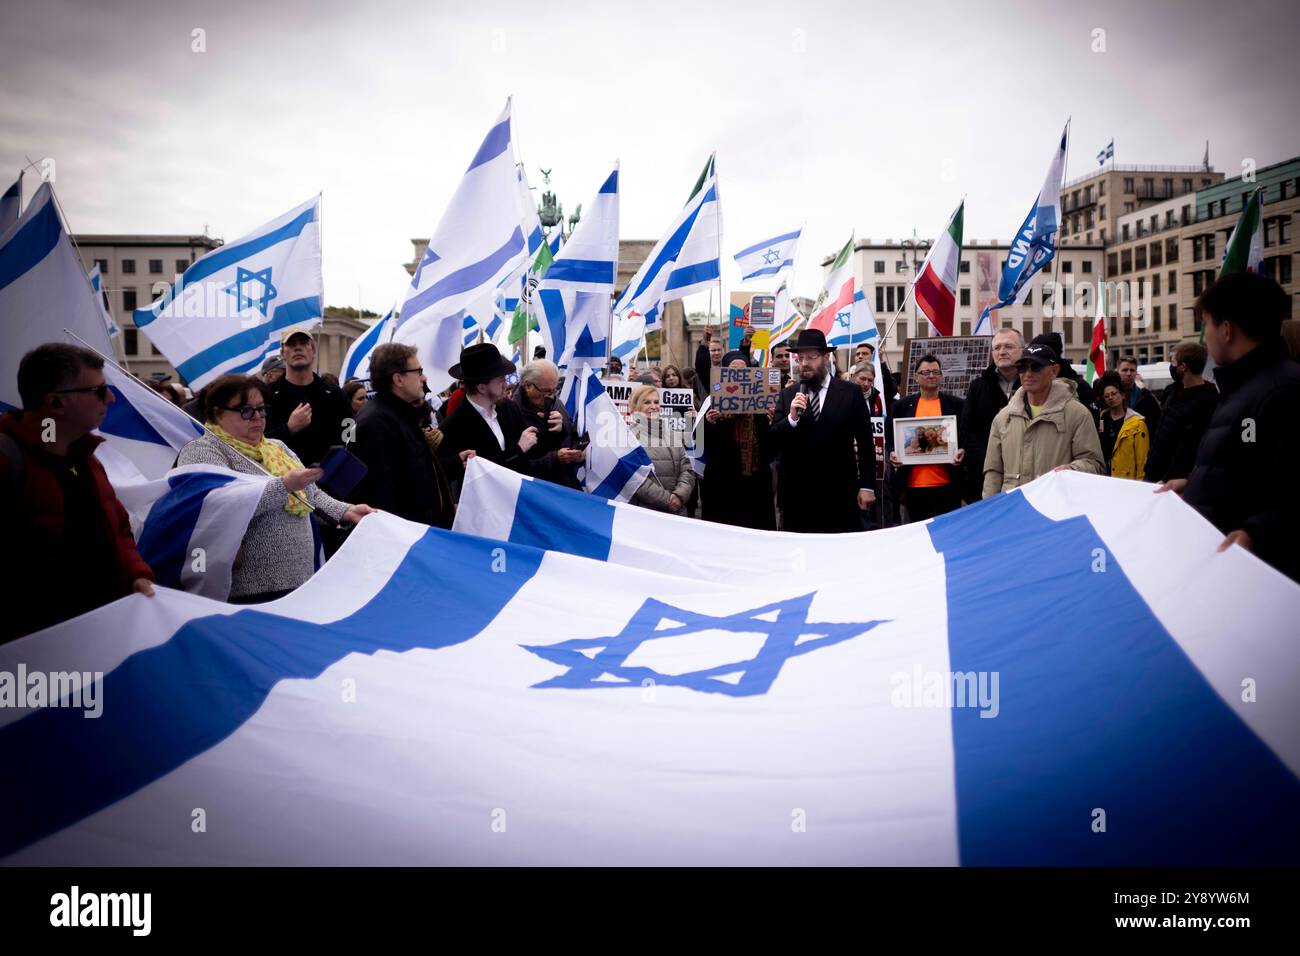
397;367;424;376
53;384;111;401
916;370;942;377
1014;362;1047;373
222;404;269;420
525;382;557;397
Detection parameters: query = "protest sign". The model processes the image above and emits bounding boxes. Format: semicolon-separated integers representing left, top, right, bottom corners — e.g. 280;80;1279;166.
710;366;783;415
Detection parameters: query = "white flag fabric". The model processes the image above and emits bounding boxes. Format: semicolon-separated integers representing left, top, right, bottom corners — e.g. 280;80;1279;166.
133;196;323;388
0;183;114;413
2;460;1297;865
827;287;877;350
560;363;653;501
395;100;530;394
611;156;722;358
94;358;205;488
88;264;119;338
733;228;800;282
537;164;619;369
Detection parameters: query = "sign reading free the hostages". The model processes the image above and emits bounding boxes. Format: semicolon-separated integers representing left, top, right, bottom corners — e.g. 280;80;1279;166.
710;366;783;415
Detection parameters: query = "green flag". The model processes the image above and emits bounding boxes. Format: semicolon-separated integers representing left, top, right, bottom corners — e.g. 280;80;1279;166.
509;241;554;345
1218;186;1264;279
686;154;715;206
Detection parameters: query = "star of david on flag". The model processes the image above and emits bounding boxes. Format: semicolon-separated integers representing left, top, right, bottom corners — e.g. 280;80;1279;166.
733;228;801;282
224;266;278;316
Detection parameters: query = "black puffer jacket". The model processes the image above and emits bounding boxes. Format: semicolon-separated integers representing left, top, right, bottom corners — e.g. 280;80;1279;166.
1144;382;1218;482
1183;339;1300;583
960;364;1018;503
349;391;455;528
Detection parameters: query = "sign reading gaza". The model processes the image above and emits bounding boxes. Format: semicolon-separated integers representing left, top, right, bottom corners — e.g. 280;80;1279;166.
710;366;783;415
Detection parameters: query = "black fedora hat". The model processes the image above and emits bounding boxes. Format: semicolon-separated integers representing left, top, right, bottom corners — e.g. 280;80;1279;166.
449;342;516;381
786;328;834;353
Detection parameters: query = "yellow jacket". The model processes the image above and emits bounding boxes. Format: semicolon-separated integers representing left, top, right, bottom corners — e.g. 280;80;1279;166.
1108;410;1150;480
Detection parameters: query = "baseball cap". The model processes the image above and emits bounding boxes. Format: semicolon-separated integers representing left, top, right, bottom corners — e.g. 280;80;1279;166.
1017;342;1058;368
279;325;316;347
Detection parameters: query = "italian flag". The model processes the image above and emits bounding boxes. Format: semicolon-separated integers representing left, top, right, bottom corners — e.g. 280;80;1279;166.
1086;279;1107;384
914;200;964;337
809;234;854;336
1219;186;1264;278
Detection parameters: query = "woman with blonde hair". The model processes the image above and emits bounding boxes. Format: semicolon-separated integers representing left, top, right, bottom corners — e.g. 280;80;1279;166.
627;384;695;515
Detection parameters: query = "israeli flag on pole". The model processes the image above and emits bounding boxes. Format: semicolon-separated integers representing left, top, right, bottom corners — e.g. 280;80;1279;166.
975;122;1069;334
93;358;205;489
88;263;119;338
125;465;270;600
0;183;113;414
132;195;323;388
0;175;20;231
611;154;722;358
1097;139;1114;166
827;287;877;350
341;307;395;384
561;364;653;502
537;164;619;369
4;460;1297;865
733;228;800;282
395;100;530;394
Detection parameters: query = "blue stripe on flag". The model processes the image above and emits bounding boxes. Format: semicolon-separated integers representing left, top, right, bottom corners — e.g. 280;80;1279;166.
174;296;321;384
131;205;317;327
401;228;525;321
545;259;614;284
591;446;652;500
663;259;720;293
343;315;387;381
98;386;171;445
135;472;237;587
599;170;618;194
466;117;512;172
733;229;800;259
929;491;1300;865
0;198;60;292
509;477;614;561
740;261;793;280
0;526;546;858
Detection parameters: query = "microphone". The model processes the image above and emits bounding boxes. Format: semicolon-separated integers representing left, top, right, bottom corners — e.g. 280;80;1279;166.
795;380;811;420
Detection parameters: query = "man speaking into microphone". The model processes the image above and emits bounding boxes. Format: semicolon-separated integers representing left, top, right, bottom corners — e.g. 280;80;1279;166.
770;328;876;533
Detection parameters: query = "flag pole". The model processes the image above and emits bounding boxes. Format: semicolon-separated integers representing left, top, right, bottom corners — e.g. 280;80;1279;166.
64;328;322;518
1046;118;1072;344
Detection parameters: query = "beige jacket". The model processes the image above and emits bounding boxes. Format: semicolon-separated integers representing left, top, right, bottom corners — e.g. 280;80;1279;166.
982;379;1105;498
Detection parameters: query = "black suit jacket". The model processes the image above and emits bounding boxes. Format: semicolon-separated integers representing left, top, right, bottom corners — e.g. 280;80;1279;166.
886;391;966;498
437;397;537;487
769;376;875;533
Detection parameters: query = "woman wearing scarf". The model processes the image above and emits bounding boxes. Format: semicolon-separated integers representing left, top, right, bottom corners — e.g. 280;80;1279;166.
627;385;696;514
700;350;775;530
177;374;376;603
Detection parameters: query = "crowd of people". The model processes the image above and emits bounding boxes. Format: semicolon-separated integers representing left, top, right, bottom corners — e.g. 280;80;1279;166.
2;271;1297;642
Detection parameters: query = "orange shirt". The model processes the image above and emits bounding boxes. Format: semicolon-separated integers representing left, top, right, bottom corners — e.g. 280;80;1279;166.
908;396;950;488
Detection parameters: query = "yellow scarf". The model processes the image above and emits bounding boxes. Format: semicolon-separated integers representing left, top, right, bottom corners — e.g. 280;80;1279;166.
207;423;311;517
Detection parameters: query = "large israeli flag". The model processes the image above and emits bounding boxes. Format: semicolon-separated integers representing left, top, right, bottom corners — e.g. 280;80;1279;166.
132;196;323;388
2;460;1297;865
561;363;652;502
537;164;619;369
733;228;800;282
975;123;1069;334
121;465;270;600
340;308;395;384
611;155;722;358
0;183;114;414
395;100;530;394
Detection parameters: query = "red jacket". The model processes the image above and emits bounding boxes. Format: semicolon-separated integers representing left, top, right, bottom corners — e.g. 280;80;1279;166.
0;411;153;641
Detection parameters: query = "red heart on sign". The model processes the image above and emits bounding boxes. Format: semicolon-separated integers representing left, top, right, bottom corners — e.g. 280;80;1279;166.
725;385;740;394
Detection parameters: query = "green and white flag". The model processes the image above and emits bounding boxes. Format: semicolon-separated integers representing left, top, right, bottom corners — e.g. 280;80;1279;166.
1219;187;1264;278
509;240;554;345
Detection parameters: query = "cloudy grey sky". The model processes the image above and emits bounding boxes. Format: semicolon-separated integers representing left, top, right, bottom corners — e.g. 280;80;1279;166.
3;0;1297;315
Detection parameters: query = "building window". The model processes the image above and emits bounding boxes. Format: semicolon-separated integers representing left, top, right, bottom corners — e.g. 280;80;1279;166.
1122;224;1131;241
1151;273;1160;296
176;258;189;273
959;260;970;273
1123;178;1135;193
94;258;109;273
1169;306;1177;330
1099;181;1106;197
959;287;971;306
124;329;138;355
896;322;906;346
874;260;885;274
875;286;885;313
1124;315;1132;336
960;321;971;335
1022;320;1033;341
121;259;136;274
1108;253;1118;274
1062;260;1073;274
895;260;907;273
1120;250;1132;274
1168;269;1177;292
148;259;163;274
1151;242;1163;267
1083;260;1093;274
1109;316;1117;337
1183;178;1192;192
1279;217;1292;245
1205;235;1216;260
1123;202;1135;213
122;288;137;311
1135;247;1147;270
1266;255;1294;284
1086;231;1093;243
1064;319;1074;345
1153;305;1161;331
1167;237;1179;262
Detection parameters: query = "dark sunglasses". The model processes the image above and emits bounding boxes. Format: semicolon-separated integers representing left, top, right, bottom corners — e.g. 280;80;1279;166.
222;404;269;420
1014;361;1049;373
53;384;111;401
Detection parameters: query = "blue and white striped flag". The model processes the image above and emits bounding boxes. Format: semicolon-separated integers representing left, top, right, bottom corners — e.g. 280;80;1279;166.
733;228;800;281
132;195;323;388
94;358;205;488
538;164;618;369
341;307;395;384
1097;139;1114;166
395;100;531;394
132;465;270;600
611;154;722;358
0;175;20;231
88;263;119;338
5;462;1297;865
975;123;1069;334
827;287;878;350
0;183;114;415
561;363;653;502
